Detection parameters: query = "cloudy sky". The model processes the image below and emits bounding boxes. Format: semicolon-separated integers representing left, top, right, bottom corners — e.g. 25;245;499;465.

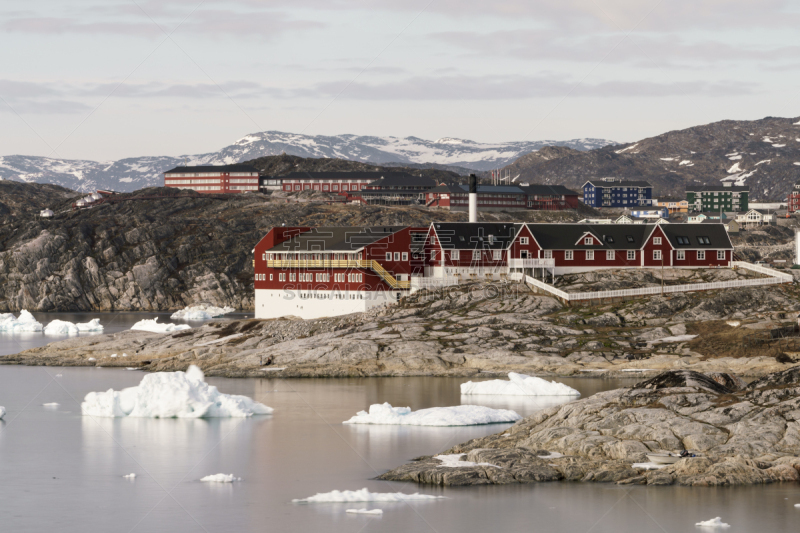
2;0;799;161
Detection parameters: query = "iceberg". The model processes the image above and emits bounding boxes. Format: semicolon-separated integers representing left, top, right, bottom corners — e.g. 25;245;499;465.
44;318;104;335
81;365;273;418
130;317;191;333
0;406;5;419
293;488;444;503
695;517;730;528
123;473;136;479
346;509;383;515
460;373;581;397
201;473;241;483
342;402;520;426
171;304;235;320
0;311;43;332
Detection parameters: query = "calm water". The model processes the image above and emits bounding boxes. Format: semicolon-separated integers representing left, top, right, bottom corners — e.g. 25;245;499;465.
1;317;799;532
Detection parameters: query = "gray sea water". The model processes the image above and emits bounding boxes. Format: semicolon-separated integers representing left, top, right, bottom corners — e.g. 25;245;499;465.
1;315;799;532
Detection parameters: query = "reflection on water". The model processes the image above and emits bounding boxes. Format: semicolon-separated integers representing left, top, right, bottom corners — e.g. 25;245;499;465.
1;366;796;533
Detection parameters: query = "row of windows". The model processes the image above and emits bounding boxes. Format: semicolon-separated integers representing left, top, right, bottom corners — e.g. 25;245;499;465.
167;173;224;177
286;184;365;191
229;178;259;183
230;185;258;190
229;172;258;177
385;252;410;261
431;250;504;261
167;179;221;185
176;186;220;191
552;250;724;261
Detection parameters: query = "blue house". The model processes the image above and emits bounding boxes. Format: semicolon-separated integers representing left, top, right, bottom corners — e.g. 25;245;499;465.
582;179;653;208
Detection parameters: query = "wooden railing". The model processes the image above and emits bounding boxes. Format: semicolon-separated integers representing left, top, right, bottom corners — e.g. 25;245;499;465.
265;259;410;289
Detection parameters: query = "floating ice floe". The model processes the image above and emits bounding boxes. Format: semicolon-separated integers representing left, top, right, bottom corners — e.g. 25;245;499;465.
293;488;444;503
695;517;730;528
43;402;59;408
433;454;499;468
0;406;5;419
0;311;43;332
460;372;580;397
123;473;136;479
130;317;191;333
171;304;235;321
80;365;273;418
346;509;383;515
201;474;241;483
342;403;520;426
44;318;103;335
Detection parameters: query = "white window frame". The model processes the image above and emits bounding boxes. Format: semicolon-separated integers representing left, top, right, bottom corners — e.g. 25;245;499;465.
627;250;635;260
565;250;573;261
653;250;662;260
717;250;725;260
269;274;273;281
402;252;408;261
653;237;661;245
520;237;529;245
394;252;400;261
677;250;685;260
606;250;614;260
385;252;392;261
543;250;552;259
451;250;459;260
584;237;592;245
472;250;481;260
492;250;502;260
697;250;705;260
586;250;594;260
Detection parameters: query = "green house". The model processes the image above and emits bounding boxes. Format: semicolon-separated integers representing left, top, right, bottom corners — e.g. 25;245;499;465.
686;184;748;212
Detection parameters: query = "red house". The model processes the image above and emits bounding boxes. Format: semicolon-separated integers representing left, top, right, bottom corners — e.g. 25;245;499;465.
164;164;259;193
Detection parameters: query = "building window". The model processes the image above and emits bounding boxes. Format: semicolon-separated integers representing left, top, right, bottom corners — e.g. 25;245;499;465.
584;237;592;245
654;250;662;261
493;250;501;260
586;250;594;260
543;250;552;259
472;250;481;260
394;252;400;261
627;250;635;260
269;274;273;281
430;250;437;261
386;252;392;261
677;251;685;260
606;250;614;260
402;252;408;261
565;250;573;260
451;250;459;260
697;236;711;245
626;235;635;243
697;250;705;260
717;250;725;260
520;237;529;245
653;237;661;245
676;236;690;245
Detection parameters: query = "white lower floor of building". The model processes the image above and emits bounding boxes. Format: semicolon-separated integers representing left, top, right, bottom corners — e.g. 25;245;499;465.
255;288;407;320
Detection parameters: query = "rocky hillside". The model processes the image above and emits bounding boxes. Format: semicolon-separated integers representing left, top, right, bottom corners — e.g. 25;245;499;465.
0;182;585;313
502;116;800;201
380;369;800;487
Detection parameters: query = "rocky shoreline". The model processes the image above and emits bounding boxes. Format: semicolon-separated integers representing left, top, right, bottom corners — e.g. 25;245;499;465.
378;369;800;487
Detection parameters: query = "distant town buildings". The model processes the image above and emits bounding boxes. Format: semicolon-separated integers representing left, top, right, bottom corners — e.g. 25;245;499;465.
653;198;689;214
425;184;579;212
164;164;259;193
789;180;800;214
686;184;749;213
582;178;653;208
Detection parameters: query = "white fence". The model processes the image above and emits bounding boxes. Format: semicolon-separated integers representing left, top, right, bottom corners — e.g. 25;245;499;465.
507;258;556;269
525;261;792;302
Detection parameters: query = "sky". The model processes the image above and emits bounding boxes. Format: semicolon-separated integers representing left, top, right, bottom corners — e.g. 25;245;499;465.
1;0;799;162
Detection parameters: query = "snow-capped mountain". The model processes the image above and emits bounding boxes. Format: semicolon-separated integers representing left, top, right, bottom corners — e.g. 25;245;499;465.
0;132;612;193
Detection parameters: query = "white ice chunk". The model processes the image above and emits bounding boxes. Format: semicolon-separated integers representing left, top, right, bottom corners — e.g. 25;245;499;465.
171;304;235;321
342;403;520;426
433;454;499;468
123;473;136;479
293;488;444;503
460;372;580;397
43;318;103;335
0;406;5;419
346;509;383;515
80;365;273;418
0;310;43;332
695;517;730;528
43;402;59;408
201;473;241;483
130;317;191;333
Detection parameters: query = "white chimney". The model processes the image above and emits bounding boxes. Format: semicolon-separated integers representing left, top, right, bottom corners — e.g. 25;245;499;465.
469;174;478;223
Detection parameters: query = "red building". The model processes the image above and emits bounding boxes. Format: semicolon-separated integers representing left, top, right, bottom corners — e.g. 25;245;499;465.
164;164;259;193
789;180;800;214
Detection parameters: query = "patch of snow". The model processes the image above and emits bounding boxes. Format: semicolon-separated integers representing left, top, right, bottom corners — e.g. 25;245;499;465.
794;163;800;166
615;143;638;154
130;317;190;333
773;144;786;148
88;357;96;361
795;121;800;125
538;452;564;459
0;406;5;419
80;365;273;418
763;137;774;143
660;157;675;161
0;311;43;332
727;155;742;160
648;335;698;344
460;372;581;397
755;159;771;166
123;473;136;479
346;509;383;515
293;488;444;503
342;402;520;426
679;160;693;166
433;454;500;468
633;462;666;470
726;321;740;327
727;162;742;174
794;503;800;508
44;318;103;335
43;402;59;408
695;517;730;528
170;304;235;321
201;473;241;483
725;152;739;157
